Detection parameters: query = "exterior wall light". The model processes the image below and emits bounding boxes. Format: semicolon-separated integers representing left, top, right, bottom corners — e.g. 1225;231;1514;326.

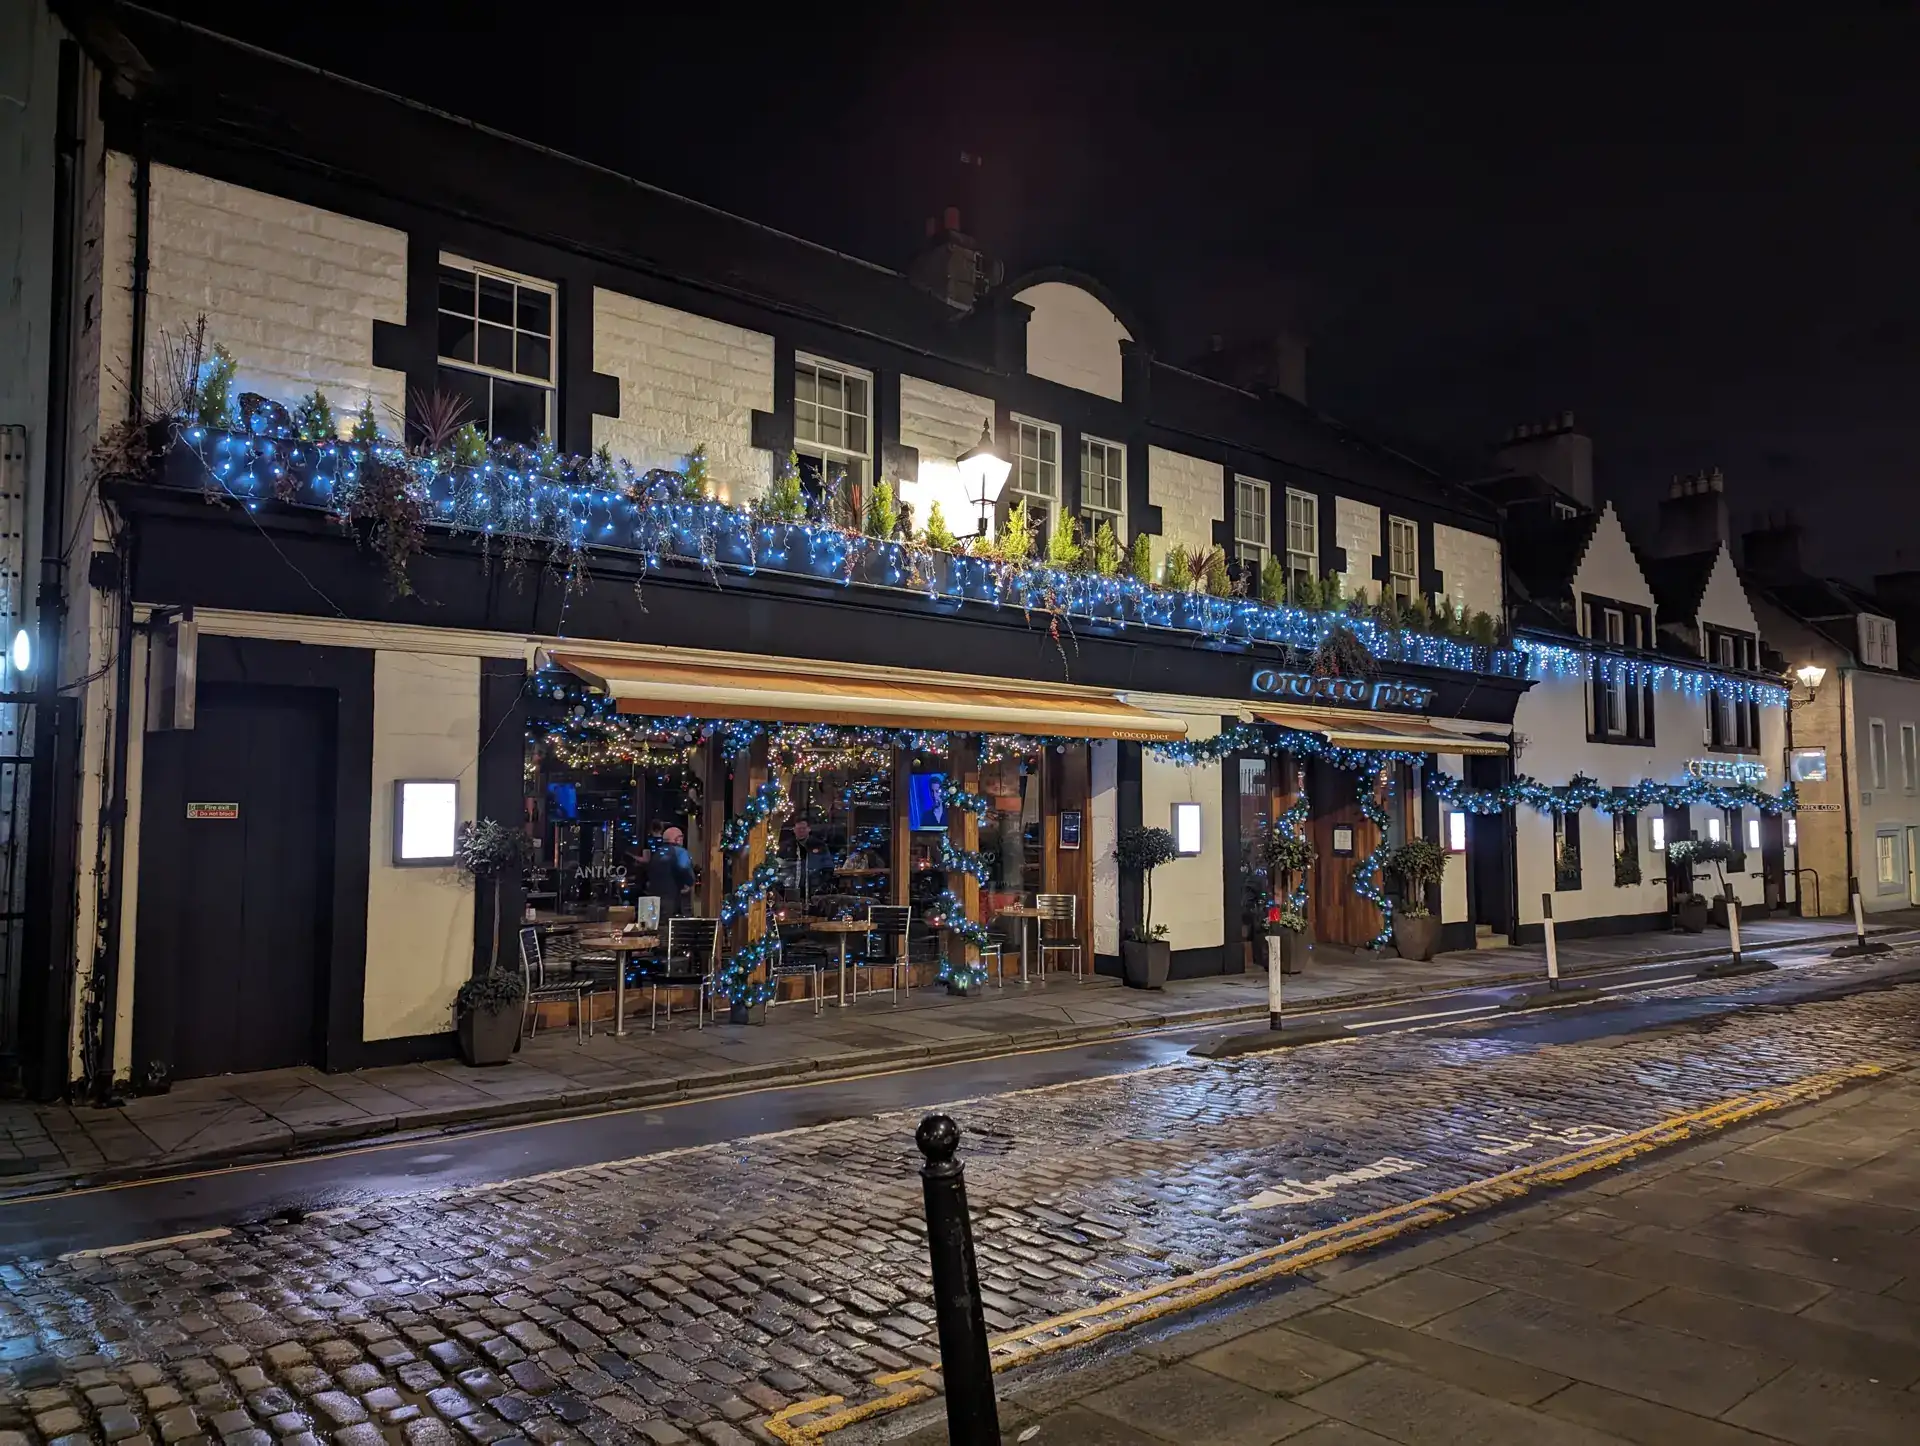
394;778;460;866
1172;801;1203;856
957;422;1011;536
1794;663;1826;691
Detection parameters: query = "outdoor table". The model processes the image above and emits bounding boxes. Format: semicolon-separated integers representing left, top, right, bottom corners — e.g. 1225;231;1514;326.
579;933;658;1036
808;919;872;1006
996;904;1044;985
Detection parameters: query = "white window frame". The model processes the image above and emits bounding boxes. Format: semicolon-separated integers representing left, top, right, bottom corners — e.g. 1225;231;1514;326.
1009;414;1061;535
1388;516;1419;602
1284;489;1319;587
1869;718;1888;791
1234;476;1270;571
1602;608;1627;737
1746;816;1762;852
1707;816;1722;843
1078;435;1125;536
1650;816;1666;852
436;253;558;441
1903;723;1917;792
794;354;873;510
1877;830;1898;887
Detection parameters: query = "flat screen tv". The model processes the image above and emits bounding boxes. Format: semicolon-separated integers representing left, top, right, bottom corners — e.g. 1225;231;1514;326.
908;771;948;831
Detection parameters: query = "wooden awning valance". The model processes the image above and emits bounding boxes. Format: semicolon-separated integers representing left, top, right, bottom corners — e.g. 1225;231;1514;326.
1251;705;1509;756
549;648;1187;741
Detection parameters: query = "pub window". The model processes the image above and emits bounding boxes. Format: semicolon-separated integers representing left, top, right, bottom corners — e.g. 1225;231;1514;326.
1876;830;1899;889
795;355;872;520
1234;477;1270;571
1725;807;1746;870
1285;489;1319;589
1388;516;1419;602
1009;415;1060;537
1079;436;1125;538
436;257;557;444
1553;809;1582;891
1613;810;1641;886
1583;599;1653;743
1706;628;1760;750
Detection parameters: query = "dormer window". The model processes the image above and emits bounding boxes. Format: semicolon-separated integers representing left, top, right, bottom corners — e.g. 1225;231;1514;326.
1859;613;1899;669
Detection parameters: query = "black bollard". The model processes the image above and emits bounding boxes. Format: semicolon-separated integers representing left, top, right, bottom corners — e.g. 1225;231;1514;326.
915;1113;1000;1446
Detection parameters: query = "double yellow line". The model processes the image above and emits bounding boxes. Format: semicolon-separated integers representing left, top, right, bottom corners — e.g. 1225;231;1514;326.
765;1061;1887;1444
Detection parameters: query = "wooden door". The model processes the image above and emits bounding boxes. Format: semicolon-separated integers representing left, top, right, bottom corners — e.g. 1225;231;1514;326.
135;683;333;1080
1307;761;1384;948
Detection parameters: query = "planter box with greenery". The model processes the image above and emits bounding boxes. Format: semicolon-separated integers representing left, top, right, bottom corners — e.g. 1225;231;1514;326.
1385;839;1449;961
1116;825;1178;989
1260;824;1316;975
1668;837;1735;931
454;969;526;1066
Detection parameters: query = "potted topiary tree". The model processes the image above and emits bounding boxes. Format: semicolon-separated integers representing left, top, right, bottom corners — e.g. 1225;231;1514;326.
1668;837;1732;931
1261;826;1317;974
455;818;532;1065
1115;825;1178;989
1385;838;1449;960
453;969;526;1067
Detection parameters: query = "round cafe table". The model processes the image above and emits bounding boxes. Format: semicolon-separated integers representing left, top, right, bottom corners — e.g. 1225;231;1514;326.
996;905;1044;985
808;919;872;1006
578;933;658;1036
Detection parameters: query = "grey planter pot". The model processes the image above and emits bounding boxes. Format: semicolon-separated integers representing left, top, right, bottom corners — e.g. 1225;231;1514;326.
457;1003;521;1067
1677;900;1709;933
1121;939;1171;989
1392;913;1441;961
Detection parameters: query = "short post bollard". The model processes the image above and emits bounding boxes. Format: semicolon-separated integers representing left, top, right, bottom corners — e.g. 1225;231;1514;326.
1541;893;1560;991
1852;882;1868;950
1267;934;1284;1030
915;1113;1000;1446
1727;895;1741;965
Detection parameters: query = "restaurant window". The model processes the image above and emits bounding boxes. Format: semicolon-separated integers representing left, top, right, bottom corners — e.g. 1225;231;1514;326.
1706;628;1760;750
1079;436;1125;538
1285;489;1319;590
979;745;1044;914
436;257;556;444
1613;810;1640;886
1389;516;1419;603
795;356;871;521
1234;477;1270;571
1007;416;1060;537
1553;809;1582;891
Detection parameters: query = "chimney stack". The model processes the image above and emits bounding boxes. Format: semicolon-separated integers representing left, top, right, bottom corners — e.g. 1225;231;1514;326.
907;207;1001;312
1493;411;1593;508
1648;468;1732;557
1740;511;1804;581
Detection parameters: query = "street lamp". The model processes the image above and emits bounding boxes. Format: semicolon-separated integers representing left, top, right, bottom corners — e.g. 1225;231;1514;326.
1794;663;1826;692
957;422;1011;537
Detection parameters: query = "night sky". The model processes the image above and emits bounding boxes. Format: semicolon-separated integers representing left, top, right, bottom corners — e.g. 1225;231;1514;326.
153;3;1918;579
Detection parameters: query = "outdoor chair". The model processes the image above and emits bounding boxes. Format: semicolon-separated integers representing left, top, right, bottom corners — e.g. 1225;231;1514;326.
518;926;592;1042
765;922;824;1017
647;916;719;1029
1036;893;1085;982
864;904;915;1002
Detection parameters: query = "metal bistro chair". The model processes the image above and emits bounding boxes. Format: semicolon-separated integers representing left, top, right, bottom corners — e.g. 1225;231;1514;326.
864;904;915;1002
1036;893;1086;982
650;916;720;1030
765;921;824;1017
519;926;592;1042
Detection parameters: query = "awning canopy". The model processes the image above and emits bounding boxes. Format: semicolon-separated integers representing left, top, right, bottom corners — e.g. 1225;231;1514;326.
1251;705;1509;756
549;648;1187;741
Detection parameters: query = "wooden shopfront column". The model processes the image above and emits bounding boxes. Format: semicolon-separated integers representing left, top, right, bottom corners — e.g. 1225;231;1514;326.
699;735;726;918
1046;744;1094;967
945;734;982;975
891;745;912;908
724;736;772;997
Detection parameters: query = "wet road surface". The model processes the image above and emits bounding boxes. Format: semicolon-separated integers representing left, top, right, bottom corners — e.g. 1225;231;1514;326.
0;945;1913;1445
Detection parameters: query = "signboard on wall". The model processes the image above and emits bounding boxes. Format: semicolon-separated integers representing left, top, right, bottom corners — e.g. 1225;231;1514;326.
1058;810;1082;850
1789;747;1828;783
1252;670;1435;712
1686;757;1767;786
1331;825;1356;856
186;802;238;820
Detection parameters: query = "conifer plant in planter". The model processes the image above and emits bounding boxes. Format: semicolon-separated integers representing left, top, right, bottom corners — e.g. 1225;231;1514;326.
1385;839;1449;960
1668;838;1731;931
1116;825;1178;988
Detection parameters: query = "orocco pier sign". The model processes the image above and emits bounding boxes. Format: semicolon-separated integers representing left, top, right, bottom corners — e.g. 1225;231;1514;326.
1252;670;1436;711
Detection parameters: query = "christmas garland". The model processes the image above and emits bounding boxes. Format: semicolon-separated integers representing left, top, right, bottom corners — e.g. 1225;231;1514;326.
1354;766;1400;948
714;774;789;1009
930;781;995;990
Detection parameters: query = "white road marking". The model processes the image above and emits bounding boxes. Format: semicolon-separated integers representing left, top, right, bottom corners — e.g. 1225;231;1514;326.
1345;1005;1499;1030
59;1227;231;1261
1225;1155;1424;1214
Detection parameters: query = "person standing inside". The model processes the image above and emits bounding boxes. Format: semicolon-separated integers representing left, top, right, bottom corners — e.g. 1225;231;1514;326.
642;825;696;921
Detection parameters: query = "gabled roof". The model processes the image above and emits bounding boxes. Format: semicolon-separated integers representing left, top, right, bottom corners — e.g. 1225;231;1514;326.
1748;573;1891;667
1504;511;1599;619
1639;549;1719;629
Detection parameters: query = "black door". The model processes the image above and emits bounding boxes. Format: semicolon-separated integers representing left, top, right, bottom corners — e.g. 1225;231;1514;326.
1760;813;1787;910
135;683;334;1081
1465;754;1511;936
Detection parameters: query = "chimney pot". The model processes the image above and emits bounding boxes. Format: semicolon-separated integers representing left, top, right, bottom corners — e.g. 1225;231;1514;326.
925;216;938;238
1561;409;1574;430
943;205;962;233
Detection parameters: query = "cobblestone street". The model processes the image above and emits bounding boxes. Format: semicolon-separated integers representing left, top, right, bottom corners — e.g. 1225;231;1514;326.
1;956;1915;1446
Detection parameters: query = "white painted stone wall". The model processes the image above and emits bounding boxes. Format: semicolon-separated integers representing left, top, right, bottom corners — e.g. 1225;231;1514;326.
365;651;481;1041
1695;545;1763;638
1336;497;1380;601
1011;282;1129;401
1147;446;1222;578
592;289;775;506
897;374;994;538
1090;740;1119;955
1571;505;1655;616
1432;523;1502;621
1140;716;1223;952
1430;759;1470;926
1848;668;1920;913
137;162;408;425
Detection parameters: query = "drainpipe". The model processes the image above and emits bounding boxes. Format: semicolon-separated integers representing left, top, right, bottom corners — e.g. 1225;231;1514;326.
90;535;136;1104
1838;666;1858;905
17;40;83;1101
127;119;150;422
